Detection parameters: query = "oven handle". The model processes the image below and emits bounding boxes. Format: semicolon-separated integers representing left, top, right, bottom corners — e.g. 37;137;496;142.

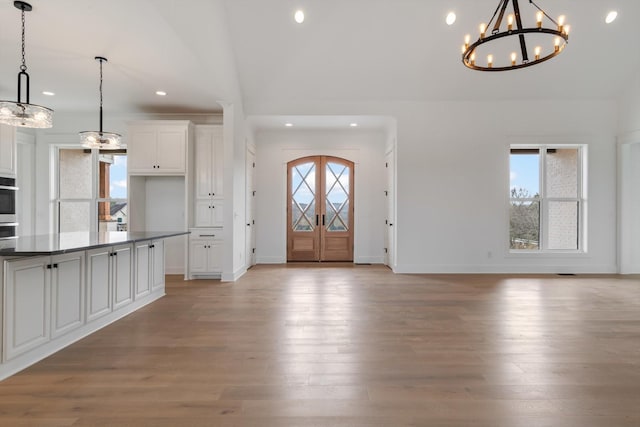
0;223;19;227
0;185;19;191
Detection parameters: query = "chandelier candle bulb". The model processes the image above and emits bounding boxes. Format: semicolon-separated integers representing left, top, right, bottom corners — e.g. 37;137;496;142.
507;14;514;31
558;15;565;32
511;52;517;66
470;52;476;66
536;11;543;28
487;54;493;68
554;37;561;52
534;46;541;60
480;23;486;39
464;34;470;49
563;25;570;36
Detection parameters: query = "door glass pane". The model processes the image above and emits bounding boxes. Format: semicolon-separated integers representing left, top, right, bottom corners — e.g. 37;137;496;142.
510;200;540;250
545;148;578;198
59;201;91;232
291;162;316;232
325;162;349;232
547;201;579;250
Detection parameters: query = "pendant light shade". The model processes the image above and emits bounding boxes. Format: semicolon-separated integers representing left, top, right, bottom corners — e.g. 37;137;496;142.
0;1;53;129
80;56;122;149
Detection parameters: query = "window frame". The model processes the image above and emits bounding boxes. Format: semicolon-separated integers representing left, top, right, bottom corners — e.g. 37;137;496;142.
509;143;587;254
53;146;127;234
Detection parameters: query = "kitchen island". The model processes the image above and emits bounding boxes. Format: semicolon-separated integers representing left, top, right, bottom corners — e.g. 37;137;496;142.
0;231;188;380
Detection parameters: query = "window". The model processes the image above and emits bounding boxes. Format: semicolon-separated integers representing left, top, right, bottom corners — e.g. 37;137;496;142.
509;146;585;252
56;148;127;233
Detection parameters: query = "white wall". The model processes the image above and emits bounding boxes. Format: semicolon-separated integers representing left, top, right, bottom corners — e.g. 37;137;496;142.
254;129;387;264
391;99;617;274
617;71;640;273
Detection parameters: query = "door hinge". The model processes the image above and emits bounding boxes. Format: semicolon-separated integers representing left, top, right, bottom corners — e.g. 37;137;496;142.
385;162;388;168
253;162;256;168
253;190;256;196
252;219;255;225
252;248;255;254
384;248;388;253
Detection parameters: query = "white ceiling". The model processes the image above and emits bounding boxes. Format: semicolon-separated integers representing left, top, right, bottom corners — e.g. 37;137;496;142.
1;0;639;126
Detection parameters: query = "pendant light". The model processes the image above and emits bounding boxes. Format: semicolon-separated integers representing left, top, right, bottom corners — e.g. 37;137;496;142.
79;57;122;149
0;1;53;128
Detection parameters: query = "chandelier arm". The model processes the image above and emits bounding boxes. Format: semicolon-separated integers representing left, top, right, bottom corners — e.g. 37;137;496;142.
511;0;530;62
492;0;510;34
529;0;559;26
486;0;505;30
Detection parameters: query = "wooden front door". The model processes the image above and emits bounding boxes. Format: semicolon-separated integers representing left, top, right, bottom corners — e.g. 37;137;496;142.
287;156;354;262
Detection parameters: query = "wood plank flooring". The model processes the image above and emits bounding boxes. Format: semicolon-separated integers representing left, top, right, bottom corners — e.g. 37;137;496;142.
1;264;639;426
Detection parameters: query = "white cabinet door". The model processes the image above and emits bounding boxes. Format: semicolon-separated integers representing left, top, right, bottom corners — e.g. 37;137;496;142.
189;240;208;273
195;125;223;199
51;252;84;338
86;248;112;322
150;239;165;291
195;129;214;199
209;241;223;273
113;244;133;310
156;128;186;174
0;124;16;177
4;257;50;361
127;128;157;173
135;242;151;299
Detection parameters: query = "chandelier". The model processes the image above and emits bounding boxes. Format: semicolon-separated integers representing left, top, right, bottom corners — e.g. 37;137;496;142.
79;57;122;149
461;0;569;71
0;1;53;128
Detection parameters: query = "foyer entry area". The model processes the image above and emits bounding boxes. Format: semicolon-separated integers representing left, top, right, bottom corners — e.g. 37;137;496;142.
287;156;354;262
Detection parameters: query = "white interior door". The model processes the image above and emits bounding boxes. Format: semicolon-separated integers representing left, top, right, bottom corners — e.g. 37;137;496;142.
246;147;256;268
385;150;395;268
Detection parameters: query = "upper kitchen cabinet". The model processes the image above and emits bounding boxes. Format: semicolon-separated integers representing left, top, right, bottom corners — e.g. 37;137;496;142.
0;124;17;177
195;125;224;199
127;121;193;175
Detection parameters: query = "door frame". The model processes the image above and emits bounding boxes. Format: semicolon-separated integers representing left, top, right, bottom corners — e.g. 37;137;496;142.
287;155;355;262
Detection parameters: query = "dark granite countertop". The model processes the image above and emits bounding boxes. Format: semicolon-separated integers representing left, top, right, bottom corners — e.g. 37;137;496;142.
0;231;189;256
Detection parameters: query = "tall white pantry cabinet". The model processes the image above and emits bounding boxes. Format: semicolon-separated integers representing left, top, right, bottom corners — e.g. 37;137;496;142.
190;125;224;278
126;121;224;279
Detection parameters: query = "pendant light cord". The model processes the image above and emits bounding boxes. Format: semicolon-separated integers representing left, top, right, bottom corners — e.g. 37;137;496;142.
20;7;27;72
99;58;104;133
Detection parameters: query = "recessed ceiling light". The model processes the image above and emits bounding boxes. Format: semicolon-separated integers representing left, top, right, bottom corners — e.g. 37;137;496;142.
605;10;618;24
294;10;305;24
156;91;167;96
350;123;358;127
285;123;293;127
42;91;55;96
446;12;457;26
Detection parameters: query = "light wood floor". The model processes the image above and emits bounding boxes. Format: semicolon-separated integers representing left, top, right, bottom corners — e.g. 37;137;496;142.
1;265;639;426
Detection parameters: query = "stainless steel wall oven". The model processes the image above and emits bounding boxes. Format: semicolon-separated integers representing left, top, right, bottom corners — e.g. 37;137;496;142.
0;176;18;239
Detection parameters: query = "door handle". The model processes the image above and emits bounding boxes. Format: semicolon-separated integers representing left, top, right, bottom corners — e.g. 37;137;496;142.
316;215;319;226
322;214;325;226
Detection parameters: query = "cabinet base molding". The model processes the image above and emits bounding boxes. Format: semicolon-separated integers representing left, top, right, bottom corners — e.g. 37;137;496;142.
0;289;164;381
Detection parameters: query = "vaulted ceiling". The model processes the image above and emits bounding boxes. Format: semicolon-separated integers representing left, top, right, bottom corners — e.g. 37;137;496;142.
1;0;639;120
